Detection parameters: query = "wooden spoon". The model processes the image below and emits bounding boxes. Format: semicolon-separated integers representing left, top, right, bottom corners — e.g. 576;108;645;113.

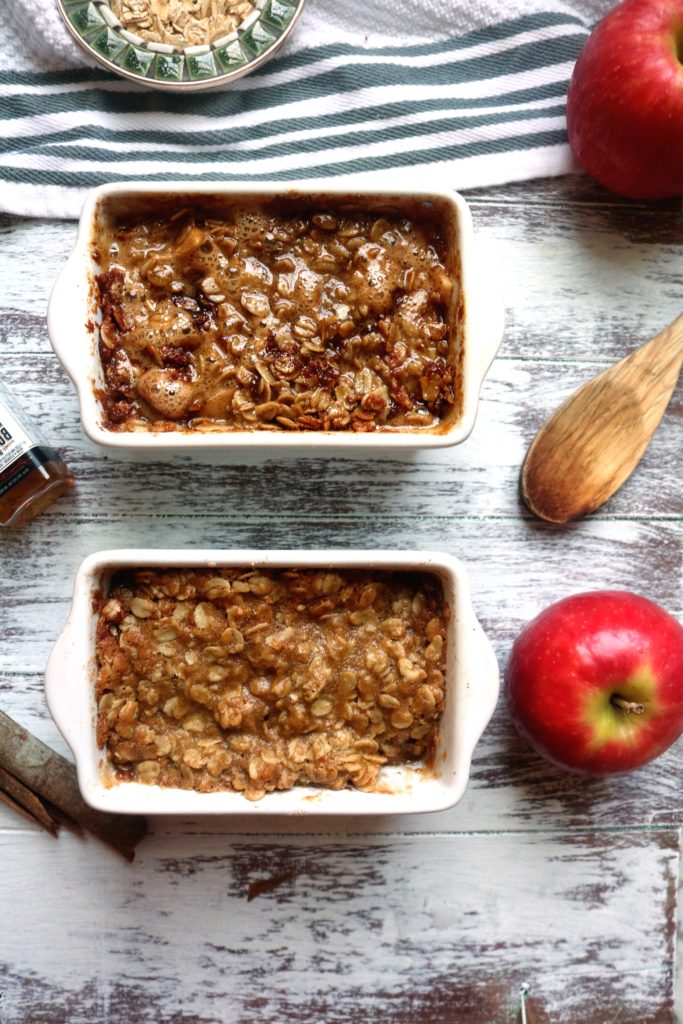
521;311;683;523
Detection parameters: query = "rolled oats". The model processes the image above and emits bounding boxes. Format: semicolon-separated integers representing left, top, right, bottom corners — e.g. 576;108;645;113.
110;0;255;48
96;567;449;800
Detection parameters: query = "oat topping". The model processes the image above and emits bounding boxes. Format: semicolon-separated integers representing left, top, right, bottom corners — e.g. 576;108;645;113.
94;198;460;433
95;567;449;800
110;0;255;48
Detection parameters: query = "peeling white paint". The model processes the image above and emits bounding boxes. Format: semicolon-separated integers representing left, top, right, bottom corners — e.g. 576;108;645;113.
0;177;681;1023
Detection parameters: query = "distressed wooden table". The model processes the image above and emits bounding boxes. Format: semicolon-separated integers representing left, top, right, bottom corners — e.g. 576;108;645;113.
0;176;681;1024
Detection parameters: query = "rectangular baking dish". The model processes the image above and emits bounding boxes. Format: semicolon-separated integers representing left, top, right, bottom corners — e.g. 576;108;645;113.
47;180;504;451
45;549;499;815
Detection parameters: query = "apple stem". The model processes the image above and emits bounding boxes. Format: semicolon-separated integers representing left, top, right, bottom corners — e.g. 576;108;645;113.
610;695;645;715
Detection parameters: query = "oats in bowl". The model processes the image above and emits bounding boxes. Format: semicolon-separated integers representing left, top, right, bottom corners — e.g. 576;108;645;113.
110;0;256;48
95;567;449;800
56;0;306;91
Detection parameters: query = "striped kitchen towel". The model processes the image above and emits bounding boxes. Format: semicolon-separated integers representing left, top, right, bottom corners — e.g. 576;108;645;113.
0;0;608;219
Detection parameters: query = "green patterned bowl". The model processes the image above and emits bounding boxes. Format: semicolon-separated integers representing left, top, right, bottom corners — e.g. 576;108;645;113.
57;0;305;90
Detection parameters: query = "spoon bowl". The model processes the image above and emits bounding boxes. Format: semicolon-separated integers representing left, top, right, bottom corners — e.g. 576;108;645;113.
521;311;683;523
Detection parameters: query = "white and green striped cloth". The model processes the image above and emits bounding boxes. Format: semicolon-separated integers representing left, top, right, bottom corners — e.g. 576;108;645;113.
0;0;608;219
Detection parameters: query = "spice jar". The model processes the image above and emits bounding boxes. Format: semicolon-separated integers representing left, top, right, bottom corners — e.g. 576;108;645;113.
0;380;73;527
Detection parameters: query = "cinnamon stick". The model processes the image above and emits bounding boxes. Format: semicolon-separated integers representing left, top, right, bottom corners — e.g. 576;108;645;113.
0;764;60;836
0;710;147;861
0;786;58;836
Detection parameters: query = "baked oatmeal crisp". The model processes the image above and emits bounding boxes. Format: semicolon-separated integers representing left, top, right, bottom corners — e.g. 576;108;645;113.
94;198;460;433
95;568;448;800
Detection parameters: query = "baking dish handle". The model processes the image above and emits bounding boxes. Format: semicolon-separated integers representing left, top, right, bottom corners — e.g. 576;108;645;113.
47;249;90;388
461;611;500;753
44;616;80;759
469;244;506;390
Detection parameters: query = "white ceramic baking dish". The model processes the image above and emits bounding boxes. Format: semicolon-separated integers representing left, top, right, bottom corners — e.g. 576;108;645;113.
45;549;499;816
47;180;504;451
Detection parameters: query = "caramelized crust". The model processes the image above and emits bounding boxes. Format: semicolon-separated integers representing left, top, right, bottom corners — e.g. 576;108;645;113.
94;200;460;433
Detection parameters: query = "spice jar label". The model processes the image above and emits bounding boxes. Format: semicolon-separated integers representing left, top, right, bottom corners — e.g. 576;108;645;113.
0;380;73;527
0;402;35;473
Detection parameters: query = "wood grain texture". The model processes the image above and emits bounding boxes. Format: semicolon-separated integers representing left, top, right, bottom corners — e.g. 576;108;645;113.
2;189;682;523
0;516;680;677
6;669;683;838
0;353;681;519
1;175;682;1023
0;830;678;1024
2;181;683;368
465;174;683;210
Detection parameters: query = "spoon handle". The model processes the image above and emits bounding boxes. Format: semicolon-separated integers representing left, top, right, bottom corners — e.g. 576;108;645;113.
642;310;683;367
621;310;683;404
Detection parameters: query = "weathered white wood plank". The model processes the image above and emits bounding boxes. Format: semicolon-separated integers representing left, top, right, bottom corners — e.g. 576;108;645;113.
0;516;679;677
676;854;683;1024
0;352;681;520
0;829;676;1024
1;175;681;1022
4;669;683;837
2;180;681;366
465;173;683;210
1;522;679;839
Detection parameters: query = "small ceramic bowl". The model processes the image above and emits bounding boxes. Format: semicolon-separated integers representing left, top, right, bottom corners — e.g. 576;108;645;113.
56;0;305;90
47;179;504;452
45;549;500;816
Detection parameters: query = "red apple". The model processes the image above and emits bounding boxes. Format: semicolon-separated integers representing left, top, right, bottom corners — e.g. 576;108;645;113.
566;0;683;199
505;591;683;774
